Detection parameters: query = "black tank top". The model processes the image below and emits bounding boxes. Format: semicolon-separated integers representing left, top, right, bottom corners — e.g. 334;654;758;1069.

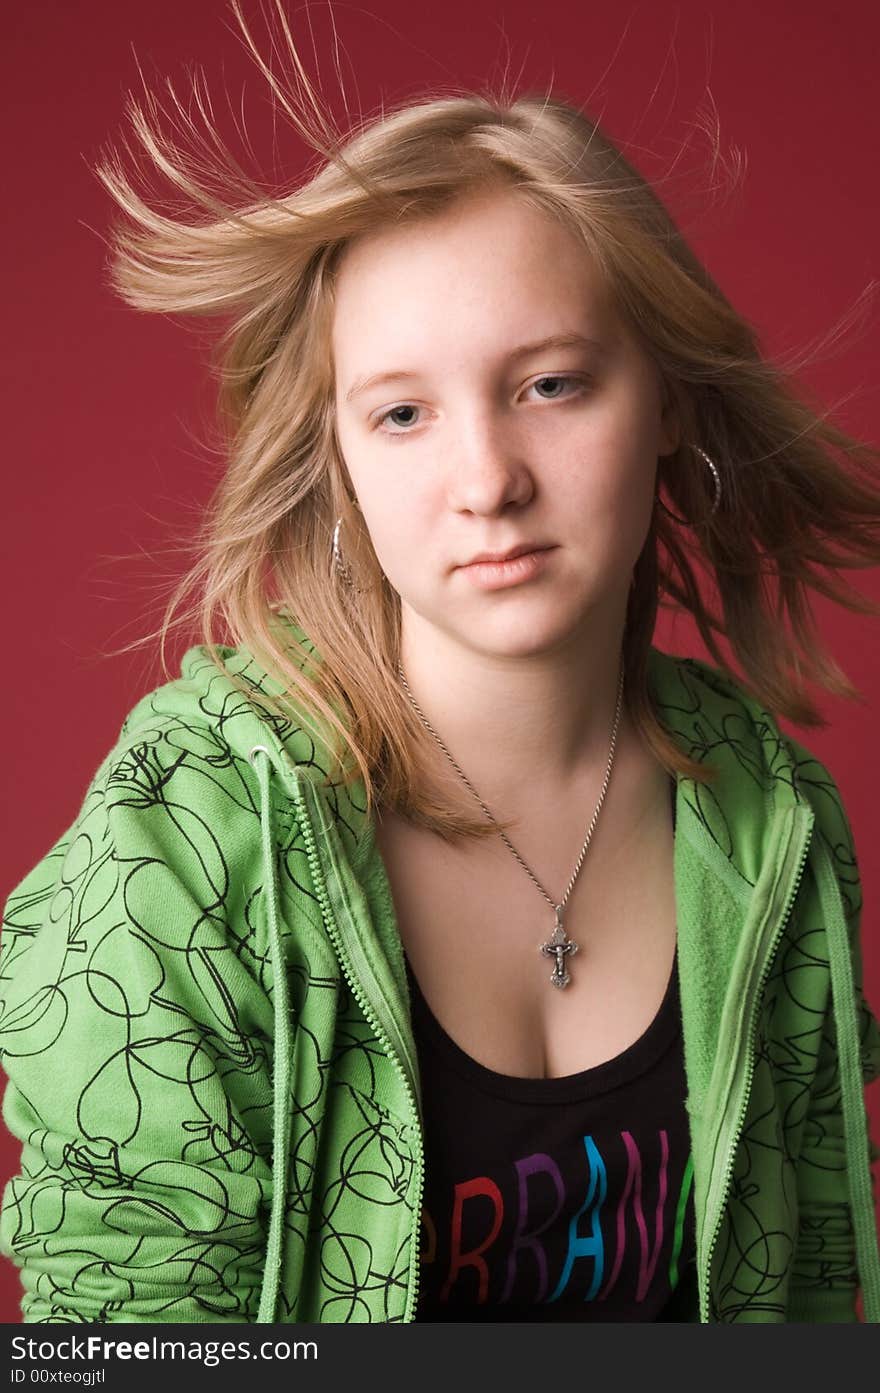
405;776;699;1322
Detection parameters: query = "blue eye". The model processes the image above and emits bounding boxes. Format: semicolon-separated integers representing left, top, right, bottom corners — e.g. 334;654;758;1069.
530;375;582;400
373;374;586;438
377;403;422;432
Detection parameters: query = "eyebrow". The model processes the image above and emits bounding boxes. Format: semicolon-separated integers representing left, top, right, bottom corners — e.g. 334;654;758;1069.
343;332;612;404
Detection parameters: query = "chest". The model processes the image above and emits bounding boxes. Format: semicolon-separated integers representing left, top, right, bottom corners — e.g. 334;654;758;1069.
374;777;678;1080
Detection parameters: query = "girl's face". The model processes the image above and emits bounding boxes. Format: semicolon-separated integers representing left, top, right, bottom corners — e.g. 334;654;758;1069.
331;186;679;662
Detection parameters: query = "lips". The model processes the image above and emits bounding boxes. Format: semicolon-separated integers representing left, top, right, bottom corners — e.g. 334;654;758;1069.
461;543;551;567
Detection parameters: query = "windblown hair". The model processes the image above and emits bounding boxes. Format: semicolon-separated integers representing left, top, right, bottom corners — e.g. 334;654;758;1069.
97;0;880;841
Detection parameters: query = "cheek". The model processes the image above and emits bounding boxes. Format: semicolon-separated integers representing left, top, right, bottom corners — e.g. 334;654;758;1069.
558;447;653;520
597;387;660;457
359;486;433;580
334;422;444;588
571;399;658;504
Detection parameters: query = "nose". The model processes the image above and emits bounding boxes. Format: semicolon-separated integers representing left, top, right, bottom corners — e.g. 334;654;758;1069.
446;416;534;514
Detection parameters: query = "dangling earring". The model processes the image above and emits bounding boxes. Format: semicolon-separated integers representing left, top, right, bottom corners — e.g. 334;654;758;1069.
656;444;722;526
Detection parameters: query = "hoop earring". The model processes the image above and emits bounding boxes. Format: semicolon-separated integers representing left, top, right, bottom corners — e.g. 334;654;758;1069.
656;444;722;526
331;515;373;595
331;517;354;588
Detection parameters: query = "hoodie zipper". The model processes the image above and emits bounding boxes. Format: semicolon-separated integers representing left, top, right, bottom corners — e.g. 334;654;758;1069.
281;762;816;1326
698;807;814;1323
290;772;426;1323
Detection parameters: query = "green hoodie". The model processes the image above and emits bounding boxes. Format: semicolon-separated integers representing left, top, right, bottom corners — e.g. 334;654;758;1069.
1;615;879;1324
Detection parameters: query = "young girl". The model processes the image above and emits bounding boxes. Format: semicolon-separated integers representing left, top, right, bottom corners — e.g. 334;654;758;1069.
2;22;880;1325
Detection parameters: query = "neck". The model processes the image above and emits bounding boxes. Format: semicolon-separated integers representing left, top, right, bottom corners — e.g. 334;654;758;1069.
397;600;635;817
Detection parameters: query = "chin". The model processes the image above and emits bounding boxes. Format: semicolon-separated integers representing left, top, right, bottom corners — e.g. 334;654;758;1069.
458;607;589;660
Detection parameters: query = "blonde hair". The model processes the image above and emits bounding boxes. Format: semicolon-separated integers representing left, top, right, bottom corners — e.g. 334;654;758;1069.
96;0;880;842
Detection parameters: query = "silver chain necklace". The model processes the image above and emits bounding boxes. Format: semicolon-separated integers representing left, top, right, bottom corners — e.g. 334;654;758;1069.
395;657;626;989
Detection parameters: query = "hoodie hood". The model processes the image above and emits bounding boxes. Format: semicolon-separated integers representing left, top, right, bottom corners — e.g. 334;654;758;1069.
164;610;807;848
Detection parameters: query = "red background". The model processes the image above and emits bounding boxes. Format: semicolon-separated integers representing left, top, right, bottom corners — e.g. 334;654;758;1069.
3;0;880;1322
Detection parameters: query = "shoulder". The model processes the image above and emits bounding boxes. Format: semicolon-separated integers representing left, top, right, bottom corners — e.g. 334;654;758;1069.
648;647;826;798
2;652;286;956
779;730;861;930
650;647;851;797
649;647;859;886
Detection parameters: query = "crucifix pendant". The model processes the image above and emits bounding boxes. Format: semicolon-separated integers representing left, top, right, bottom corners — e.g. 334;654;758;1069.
539;905;579;989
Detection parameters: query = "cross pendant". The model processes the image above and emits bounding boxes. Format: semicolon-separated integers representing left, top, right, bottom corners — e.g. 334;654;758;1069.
539;905;579;989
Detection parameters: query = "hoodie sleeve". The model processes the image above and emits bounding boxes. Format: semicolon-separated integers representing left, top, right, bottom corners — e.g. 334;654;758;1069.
783;740;880;1323
0;717;286;1323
